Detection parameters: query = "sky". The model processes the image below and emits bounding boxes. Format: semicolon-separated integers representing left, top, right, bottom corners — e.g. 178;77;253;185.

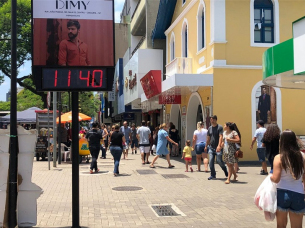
0;0;125;102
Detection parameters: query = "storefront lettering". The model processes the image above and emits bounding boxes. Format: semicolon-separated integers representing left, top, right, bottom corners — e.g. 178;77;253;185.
129;74;137;90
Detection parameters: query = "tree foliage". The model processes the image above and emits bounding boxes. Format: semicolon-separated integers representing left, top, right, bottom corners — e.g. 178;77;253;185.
16;78;44;111
0;101;10;111
0;0;31;86
61;92;101;118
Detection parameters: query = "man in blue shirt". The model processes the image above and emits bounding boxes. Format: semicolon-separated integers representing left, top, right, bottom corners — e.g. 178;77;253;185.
120;121;131;159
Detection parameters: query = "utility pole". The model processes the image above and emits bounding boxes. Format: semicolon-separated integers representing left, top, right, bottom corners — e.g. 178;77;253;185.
8;0;18;226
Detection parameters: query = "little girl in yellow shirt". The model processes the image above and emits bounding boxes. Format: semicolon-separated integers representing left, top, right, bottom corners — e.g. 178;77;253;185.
181;140;193;172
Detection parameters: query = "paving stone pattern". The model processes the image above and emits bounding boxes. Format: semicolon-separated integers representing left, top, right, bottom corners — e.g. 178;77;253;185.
31;151;301;228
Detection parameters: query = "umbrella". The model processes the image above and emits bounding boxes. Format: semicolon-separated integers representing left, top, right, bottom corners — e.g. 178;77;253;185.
56;111;91;124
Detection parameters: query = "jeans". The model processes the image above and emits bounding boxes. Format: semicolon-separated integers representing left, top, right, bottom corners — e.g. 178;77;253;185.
101;146;106;158
208;147;228;177
110;146;123;174
195;142;206;155
89;146;100;171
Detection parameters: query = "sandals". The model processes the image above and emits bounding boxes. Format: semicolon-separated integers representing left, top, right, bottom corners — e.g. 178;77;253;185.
95;169;99;173
150;165;156;168
168;165;175;168
89;170;94;174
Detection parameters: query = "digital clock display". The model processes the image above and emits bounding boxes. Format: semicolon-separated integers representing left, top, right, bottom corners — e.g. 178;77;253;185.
42;68;107;91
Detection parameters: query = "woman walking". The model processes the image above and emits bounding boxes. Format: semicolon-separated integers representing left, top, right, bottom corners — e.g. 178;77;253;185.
262;124;280;173
100;124;108;159
150;123;177;168
270;130;305;228
109;124;125;176
192;121;208;172
222;122;241;184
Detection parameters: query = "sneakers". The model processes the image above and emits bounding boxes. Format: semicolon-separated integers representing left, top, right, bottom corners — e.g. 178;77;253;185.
208;176;216;180
260;170;268;175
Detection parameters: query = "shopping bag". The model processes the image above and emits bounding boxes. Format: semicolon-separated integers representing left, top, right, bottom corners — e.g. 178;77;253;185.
152;144;156;152
254;175;277;221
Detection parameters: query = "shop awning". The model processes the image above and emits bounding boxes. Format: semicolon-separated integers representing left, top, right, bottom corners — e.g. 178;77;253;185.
162;73;214;93
263;16;305;89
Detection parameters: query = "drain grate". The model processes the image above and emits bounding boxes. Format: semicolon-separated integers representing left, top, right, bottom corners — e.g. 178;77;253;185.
136;169;157;175
112;186;143;191
161;174;189;179
151;205;180;217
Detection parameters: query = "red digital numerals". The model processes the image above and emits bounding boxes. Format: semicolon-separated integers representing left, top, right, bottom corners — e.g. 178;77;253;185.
54;70;103;88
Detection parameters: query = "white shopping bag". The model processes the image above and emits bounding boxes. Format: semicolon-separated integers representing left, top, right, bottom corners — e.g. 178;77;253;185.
254;175;277;221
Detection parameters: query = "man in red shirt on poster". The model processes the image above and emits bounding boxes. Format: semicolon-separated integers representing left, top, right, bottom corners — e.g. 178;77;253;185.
58;20;91;66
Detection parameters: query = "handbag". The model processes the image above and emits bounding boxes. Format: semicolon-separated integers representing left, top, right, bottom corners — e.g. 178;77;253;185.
234;150;243;158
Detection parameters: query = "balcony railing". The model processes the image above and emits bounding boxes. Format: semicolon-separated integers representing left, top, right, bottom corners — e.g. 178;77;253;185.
131;35;146;56
165;57;193;78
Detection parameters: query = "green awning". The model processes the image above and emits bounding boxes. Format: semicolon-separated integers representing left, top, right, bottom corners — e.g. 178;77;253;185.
263;16;305;89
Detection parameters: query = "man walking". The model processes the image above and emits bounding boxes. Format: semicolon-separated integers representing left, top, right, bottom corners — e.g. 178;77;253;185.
205;115;228;180
137;121;151;164
86;122;103;174
120;121;131;159
250;120;268;175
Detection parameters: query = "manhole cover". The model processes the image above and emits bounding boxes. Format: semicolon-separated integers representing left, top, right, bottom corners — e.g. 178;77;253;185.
151;204;183;217
161;174;189;179
137;170;157;175
112;186;143;191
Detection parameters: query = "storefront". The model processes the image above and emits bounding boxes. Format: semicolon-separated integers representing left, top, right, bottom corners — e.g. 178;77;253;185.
262;16;305;135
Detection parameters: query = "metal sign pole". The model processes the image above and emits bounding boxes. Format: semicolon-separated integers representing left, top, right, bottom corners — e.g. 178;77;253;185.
47;91;51;170
53;92;57;167
8;0;18;226
47;106;50;170
71;92;80;228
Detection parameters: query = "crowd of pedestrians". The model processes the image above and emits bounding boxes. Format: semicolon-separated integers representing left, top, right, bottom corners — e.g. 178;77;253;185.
84;115;305;226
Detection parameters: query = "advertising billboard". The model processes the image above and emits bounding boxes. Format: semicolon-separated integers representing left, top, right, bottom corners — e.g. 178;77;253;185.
32;0;114;91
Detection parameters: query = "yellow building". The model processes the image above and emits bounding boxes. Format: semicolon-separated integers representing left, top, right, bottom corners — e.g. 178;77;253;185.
151;0;305;160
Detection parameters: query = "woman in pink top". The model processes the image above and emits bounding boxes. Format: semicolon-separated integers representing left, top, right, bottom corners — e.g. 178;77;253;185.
271;130;305;228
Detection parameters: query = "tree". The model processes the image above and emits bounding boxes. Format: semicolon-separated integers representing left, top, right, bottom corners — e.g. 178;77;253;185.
0;0;46;104
17;78;44;111
0;101;10;111
61;92;101;118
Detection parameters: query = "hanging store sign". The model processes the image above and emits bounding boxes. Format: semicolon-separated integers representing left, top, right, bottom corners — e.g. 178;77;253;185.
293;17;305;75
159;94;181;104
140;70;162;99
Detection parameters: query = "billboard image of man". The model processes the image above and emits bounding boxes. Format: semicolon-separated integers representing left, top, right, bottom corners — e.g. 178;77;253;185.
258;87;270;124
58;20;91;66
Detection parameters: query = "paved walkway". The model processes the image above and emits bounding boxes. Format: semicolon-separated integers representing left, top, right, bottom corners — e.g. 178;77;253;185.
31;150;300;228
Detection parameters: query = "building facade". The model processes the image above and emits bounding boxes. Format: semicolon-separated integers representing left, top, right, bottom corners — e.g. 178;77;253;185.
152;0;305;159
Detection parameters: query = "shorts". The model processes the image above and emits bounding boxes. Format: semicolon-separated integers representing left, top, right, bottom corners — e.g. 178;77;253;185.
195;142;206;155
277;188;305;214
131;139;138;148
140;146;150;153
257;148;266;162
184;157;192;162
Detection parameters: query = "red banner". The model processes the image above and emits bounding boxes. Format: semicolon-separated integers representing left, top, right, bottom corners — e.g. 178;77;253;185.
140;70;162;99
159;95;181;104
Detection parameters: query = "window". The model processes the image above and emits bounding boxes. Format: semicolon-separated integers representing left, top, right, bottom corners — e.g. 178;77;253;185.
184;26;188;57
170;33;175;61
197;1;206;51
182;19;188;58
254;0;274;43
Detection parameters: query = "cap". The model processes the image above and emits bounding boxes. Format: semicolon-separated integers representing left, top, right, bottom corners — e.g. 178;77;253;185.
257;120;264;126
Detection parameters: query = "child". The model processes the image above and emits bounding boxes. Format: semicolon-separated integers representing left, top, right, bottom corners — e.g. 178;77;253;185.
181;140;193;172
